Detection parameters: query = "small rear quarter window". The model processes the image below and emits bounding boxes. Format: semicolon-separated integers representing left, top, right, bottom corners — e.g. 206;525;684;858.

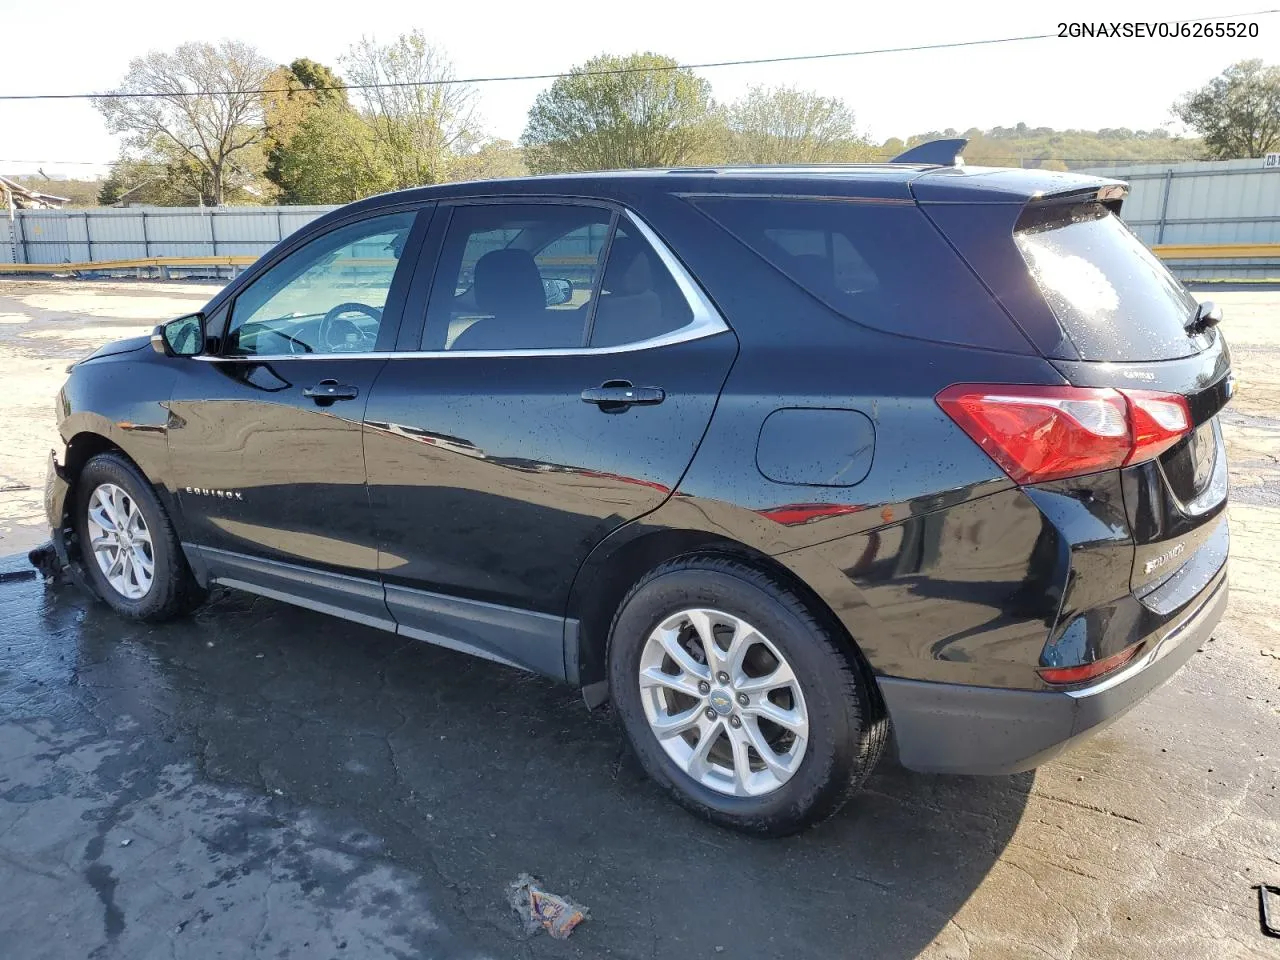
688;197;1025;352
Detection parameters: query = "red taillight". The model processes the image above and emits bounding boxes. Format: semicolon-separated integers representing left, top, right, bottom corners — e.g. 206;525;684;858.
1038;644;1142;685
936;383;1191;484
1124;389;1192;464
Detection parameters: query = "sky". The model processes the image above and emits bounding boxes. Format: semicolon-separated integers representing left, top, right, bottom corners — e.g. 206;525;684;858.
1;0;1276;178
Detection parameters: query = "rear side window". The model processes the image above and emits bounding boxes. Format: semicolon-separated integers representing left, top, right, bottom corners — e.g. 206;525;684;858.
589;225;693;348
689;197;1022;351
1014;204;1201;361
423;204;611;351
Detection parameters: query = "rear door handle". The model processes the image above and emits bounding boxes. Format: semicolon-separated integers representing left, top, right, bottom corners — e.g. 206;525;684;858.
303;380;359;404
581;380;665;412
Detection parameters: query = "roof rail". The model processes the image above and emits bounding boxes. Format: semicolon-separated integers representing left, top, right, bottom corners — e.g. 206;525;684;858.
890;138;968;166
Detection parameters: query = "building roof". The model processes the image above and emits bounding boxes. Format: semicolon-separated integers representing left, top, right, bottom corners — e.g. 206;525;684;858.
0;175;71;210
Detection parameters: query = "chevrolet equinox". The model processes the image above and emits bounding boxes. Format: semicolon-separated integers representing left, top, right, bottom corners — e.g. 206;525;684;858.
43;141;1231;835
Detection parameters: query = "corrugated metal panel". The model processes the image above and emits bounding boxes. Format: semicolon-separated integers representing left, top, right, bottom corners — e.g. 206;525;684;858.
1079;157;1280;250
1;216;15;264
6;205;338;266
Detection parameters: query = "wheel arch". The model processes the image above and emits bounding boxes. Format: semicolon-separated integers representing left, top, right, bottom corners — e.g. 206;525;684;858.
567;524;881;709
60;430;167;511
55;431;196;578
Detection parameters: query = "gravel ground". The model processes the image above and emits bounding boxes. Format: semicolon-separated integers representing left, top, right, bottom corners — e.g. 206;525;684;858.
0;278;1277;959
0;279;223;553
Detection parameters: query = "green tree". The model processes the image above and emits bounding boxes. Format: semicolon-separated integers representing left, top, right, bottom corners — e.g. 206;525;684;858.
521;53;716;173
262;58;388;203
98;158;172;205
879;137;906;159
451;139;528;182
1174;59;1280;158
267;104;391;203
97;151;263;206
286;58;346;100
725;86;872;163
93;41;274;205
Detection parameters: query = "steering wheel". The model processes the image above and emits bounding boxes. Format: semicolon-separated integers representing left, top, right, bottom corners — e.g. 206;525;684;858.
319;302;382;353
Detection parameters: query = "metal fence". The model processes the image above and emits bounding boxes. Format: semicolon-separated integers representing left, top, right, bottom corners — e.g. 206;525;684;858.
1078;156;1280;280
1;205;336;273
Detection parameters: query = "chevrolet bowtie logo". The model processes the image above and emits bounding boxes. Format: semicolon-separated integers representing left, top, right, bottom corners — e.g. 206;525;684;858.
184;487;243;500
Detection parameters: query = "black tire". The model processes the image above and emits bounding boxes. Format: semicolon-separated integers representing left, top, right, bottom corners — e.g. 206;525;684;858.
607;556;887;837
73;452;205;621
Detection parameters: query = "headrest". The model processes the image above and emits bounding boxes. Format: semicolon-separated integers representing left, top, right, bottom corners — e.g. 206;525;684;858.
474;249;545;317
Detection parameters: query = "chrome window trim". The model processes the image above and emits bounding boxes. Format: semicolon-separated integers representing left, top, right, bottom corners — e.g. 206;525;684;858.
196;210;730;362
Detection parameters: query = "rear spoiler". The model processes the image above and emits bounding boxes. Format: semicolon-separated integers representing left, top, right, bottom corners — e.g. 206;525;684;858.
1017;184;1130;230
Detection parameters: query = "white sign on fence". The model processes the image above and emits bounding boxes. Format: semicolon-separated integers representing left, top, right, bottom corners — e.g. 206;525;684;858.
1265;153;1280;169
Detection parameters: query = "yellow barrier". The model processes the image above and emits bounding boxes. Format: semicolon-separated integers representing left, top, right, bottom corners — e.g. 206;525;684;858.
1149;243;1280;261
2;245;1278;275
0;255;256;274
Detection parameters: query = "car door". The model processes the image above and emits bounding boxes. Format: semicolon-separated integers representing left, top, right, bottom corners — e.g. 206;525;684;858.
362;200;738;677
167;206;428;625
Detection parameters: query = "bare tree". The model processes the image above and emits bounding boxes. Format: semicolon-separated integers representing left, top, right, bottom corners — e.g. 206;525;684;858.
93;41;274;205
342;32;481;188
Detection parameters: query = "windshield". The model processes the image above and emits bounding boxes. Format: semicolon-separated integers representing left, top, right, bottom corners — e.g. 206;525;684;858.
1015;204;1204;362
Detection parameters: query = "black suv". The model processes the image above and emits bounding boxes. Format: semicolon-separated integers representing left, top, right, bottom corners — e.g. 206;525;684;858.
44;146;1231;835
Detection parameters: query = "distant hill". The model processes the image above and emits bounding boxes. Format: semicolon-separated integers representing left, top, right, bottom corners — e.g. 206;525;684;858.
882;125;1206;170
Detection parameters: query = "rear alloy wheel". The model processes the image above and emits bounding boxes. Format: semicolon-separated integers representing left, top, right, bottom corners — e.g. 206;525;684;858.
639;609;809;797
74;452;205;621
608;556;886;836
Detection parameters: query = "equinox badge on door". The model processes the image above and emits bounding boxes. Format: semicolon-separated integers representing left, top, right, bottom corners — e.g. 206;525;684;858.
184;487;243;500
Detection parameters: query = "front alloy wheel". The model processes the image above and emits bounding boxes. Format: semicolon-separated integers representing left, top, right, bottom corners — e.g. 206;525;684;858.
639;609;809;797
73;451;205;621
86;482;154;600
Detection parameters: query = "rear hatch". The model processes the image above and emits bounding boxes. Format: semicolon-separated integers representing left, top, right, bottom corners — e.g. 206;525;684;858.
922;184;1232;605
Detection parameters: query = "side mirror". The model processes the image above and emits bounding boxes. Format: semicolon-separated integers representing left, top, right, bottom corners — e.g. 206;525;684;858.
151;313;206;357
542;277;574;307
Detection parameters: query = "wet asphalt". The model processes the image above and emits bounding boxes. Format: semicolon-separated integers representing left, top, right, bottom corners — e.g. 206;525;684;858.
2;549;1277;960
2;288;1278;959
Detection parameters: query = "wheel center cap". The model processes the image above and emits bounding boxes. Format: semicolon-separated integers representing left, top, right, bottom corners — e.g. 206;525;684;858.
708;689;733;716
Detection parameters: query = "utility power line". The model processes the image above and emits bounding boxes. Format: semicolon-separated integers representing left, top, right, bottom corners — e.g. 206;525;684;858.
1;10;1277;102
0;34;1059;101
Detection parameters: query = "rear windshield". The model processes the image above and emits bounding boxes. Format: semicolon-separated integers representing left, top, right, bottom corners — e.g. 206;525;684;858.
1015;204;1202;361
690;197;1023;351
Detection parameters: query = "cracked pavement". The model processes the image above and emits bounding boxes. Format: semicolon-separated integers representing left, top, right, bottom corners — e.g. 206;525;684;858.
0;280;1278;958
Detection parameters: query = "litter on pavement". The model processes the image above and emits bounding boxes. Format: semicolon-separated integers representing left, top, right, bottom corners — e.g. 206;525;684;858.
508;874;589;940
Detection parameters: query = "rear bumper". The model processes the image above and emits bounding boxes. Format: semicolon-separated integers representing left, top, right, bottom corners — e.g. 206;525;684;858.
880;565;1228;775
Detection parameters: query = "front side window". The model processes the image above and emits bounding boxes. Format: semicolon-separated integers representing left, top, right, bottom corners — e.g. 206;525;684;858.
225;212;415;356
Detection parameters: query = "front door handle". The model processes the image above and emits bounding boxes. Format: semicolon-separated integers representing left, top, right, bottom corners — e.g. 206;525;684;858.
581;380;665;412
303;380;359;405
